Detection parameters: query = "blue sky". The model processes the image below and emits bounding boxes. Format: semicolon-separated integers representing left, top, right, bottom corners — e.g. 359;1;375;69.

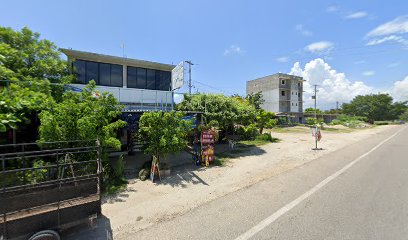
1;0;407;108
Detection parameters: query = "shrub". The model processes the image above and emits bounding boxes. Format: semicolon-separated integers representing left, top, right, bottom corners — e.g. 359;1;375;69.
255;133;273;142
114;155;125;179
330;114;368;128
306;117;317;126
243;124;259;140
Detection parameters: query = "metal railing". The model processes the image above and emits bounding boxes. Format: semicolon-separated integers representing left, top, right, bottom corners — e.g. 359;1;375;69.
0;140;102;239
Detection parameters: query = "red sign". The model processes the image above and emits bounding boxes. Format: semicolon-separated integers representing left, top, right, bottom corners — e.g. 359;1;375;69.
201;130;216;166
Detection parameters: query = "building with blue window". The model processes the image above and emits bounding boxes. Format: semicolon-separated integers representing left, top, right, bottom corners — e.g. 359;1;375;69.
61;49;180;152
61;48;175;112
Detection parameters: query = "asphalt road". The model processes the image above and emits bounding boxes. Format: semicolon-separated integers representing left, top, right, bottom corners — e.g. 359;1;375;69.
123;125;408;240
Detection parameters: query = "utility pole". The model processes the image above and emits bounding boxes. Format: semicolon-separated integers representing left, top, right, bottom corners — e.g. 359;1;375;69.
313;84;318;119
336;101;339;111
312;84;321;150
185;61;194;95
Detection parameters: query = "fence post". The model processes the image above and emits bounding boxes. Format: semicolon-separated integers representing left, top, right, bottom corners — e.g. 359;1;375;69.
96;139;102;214
2;155;6;239
56;151;61;228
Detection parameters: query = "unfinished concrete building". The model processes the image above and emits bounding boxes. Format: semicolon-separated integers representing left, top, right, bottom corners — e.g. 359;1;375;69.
246;73;304;123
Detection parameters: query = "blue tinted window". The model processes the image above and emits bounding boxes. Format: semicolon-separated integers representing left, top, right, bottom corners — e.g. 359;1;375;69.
127;66;137;88
85;61;99;84
99;63;110;86
110;64;123;87
156;70;171;91
136;68;147;89
72;60;86;83
146;69;156;90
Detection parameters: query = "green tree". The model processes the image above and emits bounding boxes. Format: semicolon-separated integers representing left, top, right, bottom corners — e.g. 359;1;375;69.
246;91;265;110
305;107;323;114
0;81;53;132
0;26;71;83
138;111;192;170
0;26;73;132
256;110;277;134
400;109;408;121
176;93;257;133
342;94;401;123
391;101;408;119
38;81;126;149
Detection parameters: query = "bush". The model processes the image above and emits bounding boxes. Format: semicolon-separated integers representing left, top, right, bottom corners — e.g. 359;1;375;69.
330;114;368;128
114;155;125;179
306;117;317;126
243;124;259;140
255;133;273;142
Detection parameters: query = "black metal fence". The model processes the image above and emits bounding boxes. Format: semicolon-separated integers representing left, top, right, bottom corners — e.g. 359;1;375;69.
0;140;102;239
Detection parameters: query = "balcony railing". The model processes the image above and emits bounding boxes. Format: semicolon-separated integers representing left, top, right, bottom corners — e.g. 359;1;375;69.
69;84;173;111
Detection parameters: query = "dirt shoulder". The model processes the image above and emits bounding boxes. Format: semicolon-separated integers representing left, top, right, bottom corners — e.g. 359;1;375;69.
102;125;397;239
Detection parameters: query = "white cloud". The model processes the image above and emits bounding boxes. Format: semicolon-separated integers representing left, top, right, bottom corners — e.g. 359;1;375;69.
305;41;334;54
326;5;339;13
295;24;313;37
392;76;408;101
224;45;243;56
346;11;368;19
367;16;408;37
366;35;408;46
276;56;289;63
366;16;408;48
362;71;375;76
289;58;373;108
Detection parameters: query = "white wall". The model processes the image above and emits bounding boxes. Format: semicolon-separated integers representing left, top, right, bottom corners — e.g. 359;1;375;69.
70;84;173;106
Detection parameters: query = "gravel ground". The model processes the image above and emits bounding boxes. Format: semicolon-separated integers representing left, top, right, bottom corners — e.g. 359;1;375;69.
101;125;396;239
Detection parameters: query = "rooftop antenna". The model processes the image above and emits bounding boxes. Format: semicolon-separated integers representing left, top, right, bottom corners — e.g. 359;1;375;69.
121;43;125;58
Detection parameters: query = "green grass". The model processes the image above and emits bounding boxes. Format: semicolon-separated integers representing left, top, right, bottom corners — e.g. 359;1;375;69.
102;177;128;196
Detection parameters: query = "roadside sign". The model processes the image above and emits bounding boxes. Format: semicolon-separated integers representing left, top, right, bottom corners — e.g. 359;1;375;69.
201;130;216;166
172;61;184;90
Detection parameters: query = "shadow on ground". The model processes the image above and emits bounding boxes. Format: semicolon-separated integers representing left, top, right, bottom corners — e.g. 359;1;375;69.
151;143;267;188
102;187;137;204
62;215;113;240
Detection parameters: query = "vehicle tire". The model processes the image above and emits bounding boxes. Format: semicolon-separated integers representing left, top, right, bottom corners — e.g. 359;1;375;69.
28;230;60;240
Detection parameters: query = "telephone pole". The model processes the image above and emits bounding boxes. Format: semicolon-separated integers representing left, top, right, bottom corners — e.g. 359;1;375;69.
185;61;194;95
313;84;319;119
312;84;321;150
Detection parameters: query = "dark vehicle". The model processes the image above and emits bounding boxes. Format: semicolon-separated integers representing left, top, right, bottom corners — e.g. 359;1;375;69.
0;141;102;240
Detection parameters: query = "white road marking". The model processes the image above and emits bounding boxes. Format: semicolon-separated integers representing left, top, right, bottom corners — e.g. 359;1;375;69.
235;126;407;240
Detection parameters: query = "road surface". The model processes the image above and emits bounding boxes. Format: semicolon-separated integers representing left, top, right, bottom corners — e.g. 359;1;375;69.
121;125;408;240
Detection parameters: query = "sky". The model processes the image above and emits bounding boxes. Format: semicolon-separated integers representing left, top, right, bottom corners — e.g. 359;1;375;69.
1;0;407;109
